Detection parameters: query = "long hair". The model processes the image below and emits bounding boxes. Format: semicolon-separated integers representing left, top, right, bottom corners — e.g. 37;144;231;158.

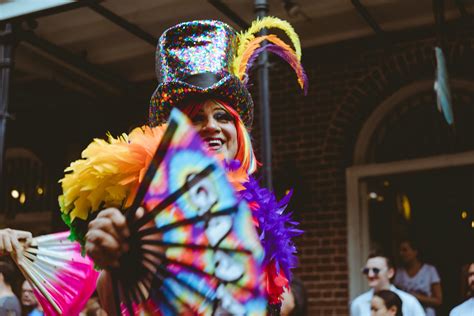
0;260;16;287
374;290;403;316
180;98;258;177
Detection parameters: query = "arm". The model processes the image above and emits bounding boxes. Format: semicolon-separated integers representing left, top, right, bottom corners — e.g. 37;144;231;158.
411;282;442;307
86;207;147;315
85;208;129;316
97;270;119;316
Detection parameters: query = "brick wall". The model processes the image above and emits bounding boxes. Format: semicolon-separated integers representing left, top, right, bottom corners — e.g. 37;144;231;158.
250;24;474;315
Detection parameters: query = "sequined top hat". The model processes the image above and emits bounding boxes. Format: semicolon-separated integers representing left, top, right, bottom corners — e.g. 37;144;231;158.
148;17;308;127
149;20;253;126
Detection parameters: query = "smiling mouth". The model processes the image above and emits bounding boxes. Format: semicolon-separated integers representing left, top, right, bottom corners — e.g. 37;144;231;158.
203;137;224;152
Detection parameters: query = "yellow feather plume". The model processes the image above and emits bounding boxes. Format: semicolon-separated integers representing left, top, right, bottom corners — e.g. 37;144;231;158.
237;34;295;80
59;125;166;222
232;16;302;75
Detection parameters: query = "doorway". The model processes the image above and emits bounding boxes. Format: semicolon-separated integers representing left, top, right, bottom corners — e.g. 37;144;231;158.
366;165;474;313
347;79;474;308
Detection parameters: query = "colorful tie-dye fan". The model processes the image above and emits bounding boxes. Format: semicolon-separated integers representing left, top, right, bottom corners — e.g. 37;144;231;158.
13;231;99;315
111;108;266;315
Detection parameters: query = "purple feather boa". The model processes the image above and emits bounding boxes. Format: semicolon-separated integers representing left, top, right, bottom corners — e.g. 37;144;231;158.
238;176;303;281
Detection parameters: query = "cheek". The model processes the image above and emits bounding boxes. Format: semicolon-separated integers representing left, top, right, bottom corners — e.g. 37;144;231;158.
224;125;238;150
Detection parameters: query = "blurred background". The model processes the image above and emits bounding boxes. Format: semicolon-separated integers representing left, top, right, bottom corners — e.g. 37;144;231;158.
1;0;473;314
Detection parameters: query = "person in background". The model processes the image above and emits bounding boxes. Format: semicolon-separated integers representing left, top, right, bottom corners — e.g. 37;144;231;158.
449;262;474;316
371;290;403;316
350;251;425;316
394;239;442;316
280;276;308;316
20;281;43;316
0;261;21;316
80;294;107;316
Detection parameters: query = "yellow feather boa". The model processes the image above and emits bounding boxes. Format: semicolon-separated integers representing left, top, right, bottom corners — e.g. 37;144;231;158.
58;125;166;241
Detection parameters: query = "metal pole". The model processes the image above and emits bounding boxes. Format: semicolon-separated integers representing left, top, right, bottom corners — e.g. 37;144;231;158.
0;23;14;190
254;0;273;190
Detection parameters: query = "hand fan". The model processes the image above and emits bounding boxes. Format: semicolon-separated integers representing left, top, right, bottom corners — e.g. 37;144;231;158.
13;231;99;316
111;108;267;315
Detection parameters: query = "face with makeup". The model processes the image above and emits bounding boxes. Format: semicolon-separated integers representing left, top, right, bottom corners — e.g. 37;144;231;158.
187;99;238;161
364;257;394;291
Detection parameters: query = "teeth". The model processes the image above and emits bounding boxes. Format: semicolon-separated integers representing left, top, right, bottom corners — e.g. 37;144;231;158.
208;139;222;147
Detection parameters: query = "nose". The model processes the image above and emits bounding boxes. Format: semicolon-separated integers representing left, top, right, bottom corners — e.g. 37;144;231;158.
202;117;220;133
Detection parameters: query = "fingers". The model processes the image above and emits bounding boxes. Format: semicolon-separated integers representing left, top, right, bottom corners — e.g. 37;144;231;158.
85;229;121;268
136;207;145;218
95;208;130;240
89;217;122;244
14;230;32;240
10;235;23;255
1;230;13;253
85;207;149;269
0;229;29;255
86;208;131;269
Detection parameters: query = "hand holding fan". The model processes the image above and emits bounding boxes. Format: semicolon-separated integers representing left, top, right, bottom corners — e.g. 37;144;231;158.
111;108;267;315
13;231;99;316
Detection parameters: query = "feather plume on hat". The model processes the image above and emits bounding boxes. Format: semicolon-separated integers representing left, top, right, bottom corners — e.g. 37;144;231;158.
231;16;308;95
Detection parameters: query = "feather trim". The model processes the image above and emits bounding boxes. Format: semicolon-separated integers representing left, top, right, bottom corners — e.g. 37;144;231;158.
239;176;303;281
59;125;166;244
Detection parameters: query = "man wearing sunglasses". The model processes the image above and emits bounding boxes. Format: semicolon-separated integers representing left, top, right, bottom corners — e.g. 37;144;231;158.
350;252;426;316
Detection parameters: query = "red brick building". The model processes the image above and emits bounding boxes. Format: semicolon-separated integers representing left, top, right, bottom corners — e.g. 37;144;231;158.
264;26;474;315
2;2;474;315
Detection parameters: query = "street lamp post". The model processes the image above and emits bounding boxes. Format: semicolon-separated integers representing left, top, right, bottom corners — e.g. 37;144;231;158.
254;0;273;190
0;23;15;190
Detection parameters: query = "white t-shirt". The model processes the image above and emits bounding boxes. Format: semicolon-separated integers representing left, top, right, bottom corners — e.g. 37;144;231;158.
394;264;441;316
350;285;426;316
450;298;474;316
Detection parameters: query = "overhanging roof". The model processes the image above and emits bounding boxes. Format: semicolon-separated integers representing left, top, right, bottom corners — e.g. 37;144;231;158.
3;0;473;93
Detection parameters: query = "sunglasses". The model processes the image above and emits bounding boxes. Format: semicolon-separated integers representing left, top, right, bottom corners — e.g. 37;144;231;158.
361;267;384;275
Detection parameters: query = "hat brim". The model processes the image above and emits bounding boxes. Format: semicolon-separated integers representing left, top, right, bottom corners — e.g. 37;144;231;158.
149;74;253;127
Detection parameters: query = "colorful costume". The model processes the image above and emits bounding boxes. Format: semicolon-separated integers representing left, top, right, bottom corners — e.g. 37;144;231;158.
59;17;306;314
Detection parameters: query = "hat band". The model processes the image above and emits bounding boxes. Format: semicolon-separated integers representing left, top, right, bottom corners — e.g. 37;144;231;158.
183;72;223;89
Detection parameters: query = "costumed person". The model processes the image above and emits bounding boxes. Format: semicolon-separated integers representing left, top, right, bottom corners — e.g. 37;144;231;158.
59;17;307;315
